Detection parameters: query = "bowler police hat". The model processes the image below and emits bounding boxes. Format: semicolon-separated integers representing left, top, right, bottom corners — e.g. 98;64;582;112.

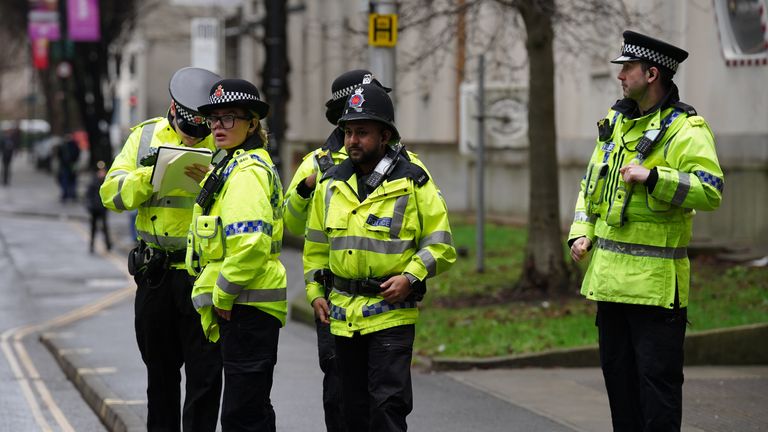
611;30;689;74
197;78;270;120
325;70;391;125
169;67;221;138
338;83;399;140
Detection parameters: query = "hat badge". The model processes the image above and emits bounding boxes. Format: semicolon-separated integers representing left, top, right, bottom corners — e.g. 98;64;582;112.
349;87;365;112
213;85;224;100
192;115;204;125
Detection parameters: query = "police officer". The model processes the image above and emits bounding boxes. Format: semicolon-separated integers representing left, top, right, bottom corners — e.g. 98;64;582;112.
284;69;390;432
568;31;724;431
188;78;286;431
100;67;223;432
303;83;456;432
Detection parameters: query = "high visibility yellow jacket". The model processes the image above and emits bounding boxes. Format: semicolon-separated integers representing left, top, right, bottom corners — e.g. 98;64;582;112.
100;117;215;256
568;93;724;309
303;155;456;337
284;129;433;236
188;147;286;342
283;129;348;236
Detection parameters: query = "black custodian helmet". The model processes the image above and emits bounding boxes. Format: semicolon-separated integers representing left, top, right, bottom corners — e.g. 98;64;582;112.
197;78;270;119
169;67;221;138
338;83;399;140
325;70;391;125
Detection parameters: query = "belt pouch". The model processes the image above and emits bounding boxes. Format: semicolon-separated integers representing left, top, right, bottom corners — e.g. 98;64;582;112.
606;182;633;227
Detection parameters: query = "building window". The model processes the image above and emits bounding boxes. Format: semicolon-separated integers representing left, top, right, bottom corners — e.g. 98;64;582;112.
714;0;768;65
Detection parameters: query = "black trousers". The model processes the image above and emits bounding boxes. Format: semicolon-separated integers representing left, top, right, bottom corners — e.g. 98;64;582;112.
219;305;280;432
335;325;415;432
316;319;346;432
89;211;112;252
596;301;687;432
134;268;223;432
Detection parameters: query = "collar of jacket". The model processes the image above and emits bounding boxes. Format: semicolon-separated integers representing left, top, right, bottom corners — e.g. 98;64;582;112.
321;153;427;187
611;83;680;120
322;128;345;153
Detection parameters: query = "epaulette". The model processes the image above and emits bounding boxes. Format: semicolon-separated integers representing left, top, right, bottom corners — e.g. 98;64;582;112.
234;150;256;169
389;156;430;187
673;101;697;116
130;117;164;132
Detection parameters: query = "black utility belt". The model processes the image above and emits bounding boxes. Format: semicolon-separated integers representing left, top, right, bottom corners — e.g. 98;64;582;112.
333;275;386;297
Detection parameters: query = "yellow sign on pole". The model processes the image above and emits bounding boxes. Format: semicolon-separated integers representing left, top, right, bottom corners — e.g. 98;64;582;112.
368;13;397;47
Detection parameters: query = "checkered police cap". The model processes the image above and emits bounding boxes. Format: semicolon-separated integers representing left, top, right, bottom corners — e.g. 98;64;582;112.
611;30;689;73
197;78;270;119
325;70;391;107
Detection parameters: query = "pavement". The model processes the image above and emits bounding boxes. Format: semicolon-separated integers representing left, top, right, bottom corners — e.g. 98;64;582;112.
2;152;767;432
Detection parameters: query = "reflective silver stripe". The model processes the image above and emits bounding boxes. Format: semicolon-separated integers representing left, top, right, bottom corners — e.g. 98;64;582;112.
671;172;690;207
595;237;687;259
330;236;415;254
135;122;157;168
142;195;196;209
217;274;244;295
113;175;127;211
286;199;304;219
192;288;286;308
234;288;287;303
136;230;187;250
306;228;328;244
192;293;213;309
573;211;596;223
419;231;453;248
107;170;129;178
417;249;437;276
323;181;335;225
389;195;409;238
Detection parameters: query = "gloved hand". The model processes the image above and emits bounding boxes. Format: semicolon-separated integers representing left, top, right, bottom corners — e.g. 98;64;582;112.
139;147;159;167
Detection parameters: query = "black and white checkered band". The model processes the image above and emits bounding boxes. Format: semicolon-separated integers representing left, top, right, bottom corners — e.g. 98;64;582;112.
174;102;204;124
331;84;358;102
209;90;260;105
622;43;679;72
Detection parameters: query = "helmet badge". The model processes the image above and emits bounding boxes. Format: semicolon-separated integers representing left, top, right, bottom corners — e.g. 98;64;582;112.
213;85;224;100
349;87;365;113
192;115;204;125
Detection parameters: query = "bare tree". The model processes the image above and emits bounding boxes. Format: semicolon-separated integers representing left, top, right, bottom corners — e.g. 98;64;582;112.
391;0;641;295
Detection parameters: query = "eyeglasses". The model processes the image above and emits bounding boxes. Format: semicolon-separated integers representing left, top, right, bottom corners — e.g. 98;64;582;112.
205;114;252;129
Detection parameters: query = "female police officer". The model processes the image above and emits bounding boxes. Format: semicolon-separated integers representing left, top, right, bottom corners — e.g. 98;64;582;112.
187;79;286;431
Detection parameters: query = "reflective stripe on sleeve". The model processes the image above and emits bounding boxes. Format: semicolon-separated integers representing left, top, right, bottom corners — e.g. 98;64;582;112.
217;273;244;295
595;237;687;259
112;175;128;211
135;122;157;168
418;231;453;248
417;249;437;276
306;228;328;244
234;288;287;303
192;293;213;309
573;211;596;223
671;172;690;207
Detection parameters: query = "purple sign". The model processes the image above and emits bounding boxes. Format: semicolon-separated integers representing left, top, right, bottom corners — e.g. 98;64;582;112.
67;0;101;42
28;9;61;40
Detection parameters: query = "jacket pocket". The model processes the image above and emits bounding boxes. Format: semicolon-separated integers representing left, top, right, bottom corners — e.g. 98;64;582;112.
193;215;225;260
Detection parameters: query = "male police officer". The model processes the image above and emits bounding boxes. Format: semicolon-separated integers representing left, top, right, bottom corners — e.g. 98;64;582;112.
284;69;389;432
303;83;456;432
569;31;724;431
100;67;223;431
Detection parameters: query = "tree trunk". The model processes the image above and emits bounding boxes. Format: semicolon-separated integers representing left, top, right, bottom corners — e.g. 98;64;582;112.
517;0;572;294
